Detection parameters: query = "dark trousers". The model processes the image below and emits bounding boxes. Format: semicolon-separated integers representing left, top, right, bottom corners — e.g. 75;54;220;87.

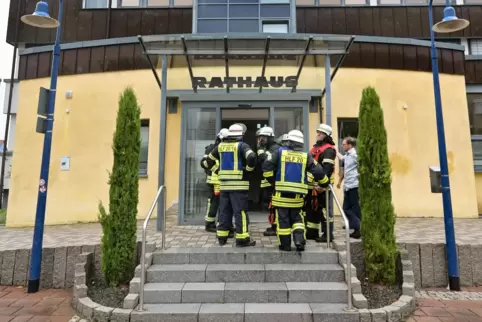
343;187;361;230
262;187;277;230
204;185;220;227
276;207;305;248
305;190;333;239
217;190;251;242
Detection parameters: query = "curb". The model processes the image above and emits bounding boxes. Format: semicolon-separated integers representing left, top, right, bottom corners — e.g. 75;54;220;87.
334;241;417;322
71;243;156;321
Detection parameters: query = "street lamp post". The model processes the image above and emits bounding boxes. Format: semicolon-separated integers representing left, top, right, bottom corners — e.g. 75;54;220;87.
428;0;469;291
21;0;63;293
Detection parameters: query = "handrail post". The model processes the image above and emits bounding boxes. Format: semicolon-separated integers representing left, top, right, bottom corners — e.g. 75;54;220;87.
138;185;166;311
161;187;167;250
328;184;354;311
325;189;330;249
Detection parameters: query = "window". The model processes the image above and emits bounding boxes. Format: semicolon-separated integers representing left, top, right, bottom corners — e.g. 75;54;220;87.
469;39;482;55
119;0;141;6
83;0;108;8
196;0;293;34
140;120;150;176
147;0;170;5
467;94;482;171
262;22;289;33
337;118;359;152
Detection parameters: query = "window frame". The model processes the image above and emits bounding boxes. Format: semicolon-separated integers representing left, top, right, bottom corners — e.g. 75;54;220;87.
139;119;150;177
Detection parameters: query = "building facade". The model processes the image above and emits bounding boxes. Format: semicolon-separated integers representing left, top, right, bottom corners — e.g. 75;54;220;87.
4;0;482;227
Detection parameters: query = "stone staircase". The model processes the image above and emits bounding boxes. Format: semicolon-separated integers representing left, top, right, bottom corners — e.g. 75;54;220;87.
130;246;360;322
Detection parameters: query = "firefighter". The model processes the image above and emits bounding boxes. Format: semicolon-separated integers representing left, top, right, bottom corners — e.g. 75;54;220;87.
305;123;337;243
255;126;281;237
204;123;257;247
200;128;229;233
262;130;330;251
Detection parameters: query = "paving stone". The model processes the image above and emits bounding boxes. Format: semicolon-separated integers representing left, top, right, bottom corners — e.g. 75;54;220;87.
245;303;313;322
310;303;360;322
13;249;29;286
93;305;114;322
53;247;67;288
130;303;200;322
358;308;372;322
1;250;15;285
458;244;474;287
420;244;434;288
66;246;82;288
111;308;132;322
147;264;207;283
182;283;224;303
471;244;482;285
224;282;287;303
199;303;244;322
144;283;184;303
370;308;387;322
286;282;347;303
432;243;448;287
206;264;265;283
123;293;139;309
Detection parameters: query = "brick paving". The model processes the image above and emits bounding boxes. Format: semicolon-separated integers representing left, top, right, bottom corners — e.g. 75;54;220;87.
409;297;482;322
0;216;481;251
0;286;73;322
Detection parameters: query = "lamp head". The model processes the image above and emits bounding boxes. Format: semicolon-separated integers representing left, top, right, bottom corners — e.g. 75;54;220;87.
432;6;469;34
20;1;59;29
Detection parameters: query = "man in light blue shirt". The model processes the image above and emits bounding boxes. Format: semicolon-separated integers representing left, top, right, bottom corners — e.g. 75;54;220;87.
337;137;361;239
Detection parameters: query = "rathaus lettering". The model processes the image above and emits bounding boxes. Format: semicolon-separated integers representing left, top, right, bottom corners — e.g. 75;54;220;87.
192;76;298;89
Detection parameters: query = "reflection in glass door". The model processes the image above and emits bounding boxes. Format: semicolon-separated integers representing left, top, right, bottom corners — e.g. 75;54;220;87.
182;107;217;223
273;107;304;141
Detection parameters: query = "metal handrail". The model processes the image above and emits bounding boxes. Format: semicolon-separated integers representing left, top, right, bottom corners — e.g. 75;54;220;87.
139;185;166;311
326;184;354;311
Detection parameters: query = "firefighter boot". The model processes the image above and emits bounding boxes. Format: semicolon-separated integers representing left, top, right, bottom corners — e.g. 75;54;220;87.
236;238;256;248
316;232;334;243
263;224;277;236
205;222;216;233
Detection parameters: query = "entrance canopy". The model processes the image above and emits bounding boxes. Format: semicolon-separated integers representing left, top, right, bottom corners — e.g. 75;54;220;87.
138;33;354;93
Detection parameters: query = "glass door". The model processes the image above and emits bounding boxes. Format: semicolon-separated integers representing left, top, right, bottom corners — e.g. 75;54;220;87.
181;107;217;224
273;106;304;142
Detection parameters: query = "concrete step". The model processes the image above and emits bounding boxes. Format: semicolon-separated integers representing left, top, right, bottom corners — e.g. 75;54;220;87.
152;247;339;265
146;264;345;283
131;303;360;322
143;282;348;304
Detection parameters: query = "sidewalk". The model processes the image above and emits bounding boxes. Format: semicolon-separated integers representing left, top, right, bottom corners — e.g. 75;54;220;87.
1;217;481;250
411;288;482;322
0;286;73;322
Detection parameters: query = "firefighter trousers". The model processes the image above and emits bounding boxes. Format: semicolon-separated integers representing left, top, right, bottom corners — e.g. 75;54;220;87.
275;207;306;248
217;190;251;242
262;186;277;230
304;190;334;239
204;185;220;227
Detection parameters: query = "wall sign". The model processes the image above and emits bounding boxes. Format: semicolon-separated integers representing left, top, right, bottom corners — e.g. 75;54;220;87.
192;76;298;89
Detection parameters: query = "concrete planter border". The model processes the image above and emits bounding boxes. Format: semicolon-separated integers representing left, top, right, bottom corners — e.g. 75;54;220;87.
71;243;155;322
334;241;416;322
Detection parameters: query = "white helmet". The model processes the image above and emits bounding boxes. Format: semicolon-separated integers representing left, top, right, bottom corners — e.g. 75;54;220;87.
228;124;244;137
317;123;332;136
281;134;289;142
234;123;247;135
257;126;275;137
287;130;304;144
217;128;229;140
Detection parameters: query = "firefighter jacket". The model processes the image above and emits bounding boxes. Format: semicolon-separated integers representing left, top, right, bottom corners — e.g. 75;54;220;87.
257;142;281;188
308;137;336;189
262;146;329;208
200;143;221;193
204;140;257;191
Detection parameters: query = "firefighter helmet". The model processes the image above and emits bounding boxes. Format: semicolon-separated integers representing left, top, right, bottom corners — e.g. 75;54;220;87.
234;123;247;135
316;123;332;136
256;126;275;137
217;128;229;140
228;124;244;137
287;130;304;144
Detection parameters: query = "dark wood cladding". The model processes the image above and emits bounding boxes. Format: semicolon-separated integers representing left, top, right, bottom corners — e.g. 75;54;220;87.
7;0;482;45
296;6;482;39
464;60;482;84
17;42;464;81
6;0;192;45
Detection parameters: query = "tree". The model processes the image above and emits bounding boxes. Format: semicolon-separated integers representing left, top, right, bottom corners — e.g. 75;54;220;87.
99;87;141;287
357;86;398;285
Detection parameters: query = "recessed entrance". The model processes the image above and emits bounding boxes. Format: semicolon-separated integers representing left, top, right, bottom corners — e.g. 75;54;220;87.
221;108;270;212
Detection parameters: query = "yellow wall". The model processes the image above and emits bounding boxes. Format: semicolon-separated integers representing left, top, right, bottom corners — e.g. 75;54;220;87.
474;173;482;214
7;64;478;227
325;69;477;219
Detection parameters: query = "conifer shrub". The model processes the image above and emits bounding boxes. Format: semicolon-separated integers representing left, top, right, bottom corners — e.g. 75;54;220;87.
99;87;141;287
357;86;398;285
